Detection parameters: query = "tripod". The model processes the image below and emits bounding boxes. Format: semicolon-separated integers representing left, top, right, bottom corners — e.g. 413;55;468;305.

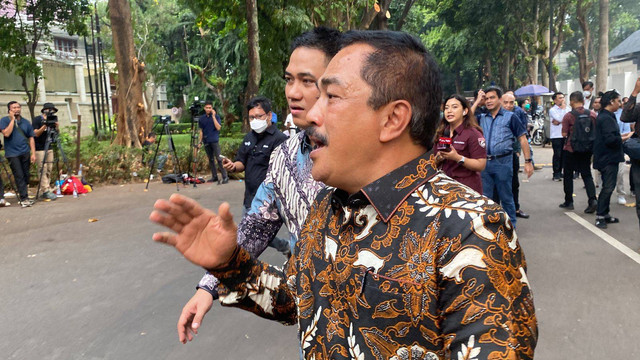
35;126;73;202
145;120;182;192
187;116;200;188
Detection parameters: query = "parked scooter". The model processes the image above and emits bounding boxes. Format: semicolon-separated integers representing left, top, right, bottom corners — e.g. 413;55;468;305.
528;107;549;146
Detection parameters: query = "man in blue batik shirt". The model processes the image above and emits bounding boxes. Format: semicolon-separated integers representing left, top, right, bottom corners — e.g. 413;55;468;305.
171;27;341;345
477;86;533;226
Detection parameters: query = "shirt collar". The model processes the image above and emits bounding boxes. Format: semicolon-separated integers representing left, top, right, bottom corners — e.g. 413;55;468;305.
300;131;312;154
330;151;438;223
452;123;465;135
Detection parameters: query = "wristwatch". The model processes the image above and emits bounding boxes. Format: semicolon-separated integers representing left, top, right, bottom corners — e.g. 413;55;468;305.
525;158;533;163
457;156;466;165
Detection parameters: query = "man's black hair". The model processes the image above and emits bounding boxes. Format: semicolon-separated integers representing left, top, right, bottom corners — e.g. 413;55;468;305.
7;101;18;111
290;27;342;59
204;100;213;106
552;92;564;101
473;89;481;99
247;96;272;114
484;86;503;99
148;131;157;138
600;90;620;108
582;81;594;89
569;91;584;103
516;97;528;107
338;30;442;149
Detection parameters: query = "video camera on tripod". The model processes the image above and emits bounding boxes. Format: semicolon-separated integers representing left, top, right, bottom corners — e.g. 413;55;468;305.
189;97;205;119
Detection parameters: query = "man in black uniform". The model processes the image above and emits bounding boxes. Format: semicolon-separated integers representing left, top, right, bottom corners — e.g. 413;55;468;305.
32;103;59;200
223;96;288;211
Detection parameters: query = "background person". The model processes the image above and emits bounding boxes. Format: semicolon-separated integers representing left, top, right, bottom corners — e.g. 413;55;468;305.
549;92;570;181
593;90;624;229
32;103;59;201
433;94;486;193
198;102;227;184
620;76;640;230
0;101;36;207
502;91;531;219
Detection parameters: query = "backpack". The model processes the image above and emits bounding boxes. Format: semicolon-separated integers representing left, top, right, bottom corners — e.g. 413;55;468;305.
570;109;595;153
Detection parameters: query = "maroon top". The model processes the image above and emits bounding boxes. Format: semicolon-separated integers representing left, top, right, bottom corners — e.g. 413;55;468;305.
433;124;486;193
561;106;597;152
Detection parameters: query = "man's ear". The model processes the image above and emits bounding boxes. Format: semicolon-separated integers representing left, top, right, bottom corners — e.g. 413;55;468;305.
379;100;412;143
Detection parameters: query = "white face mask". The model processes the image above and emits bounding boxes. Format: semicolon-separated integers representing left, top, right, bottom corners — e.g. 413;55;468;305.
250;119;268;134
583;90;592;98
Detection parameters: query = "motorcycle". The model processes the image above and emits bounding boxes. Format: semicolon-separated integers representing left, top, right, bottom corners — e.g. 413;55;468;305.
528;107;549;146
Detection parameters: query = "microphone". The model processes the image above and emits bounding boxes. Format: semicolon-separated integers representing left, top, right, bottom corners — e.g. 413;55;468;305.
437;128;452;152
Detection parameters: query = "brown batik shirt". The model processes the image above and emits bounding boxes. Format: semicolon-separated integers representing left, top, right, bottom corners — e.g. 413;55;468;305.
211;151;538;360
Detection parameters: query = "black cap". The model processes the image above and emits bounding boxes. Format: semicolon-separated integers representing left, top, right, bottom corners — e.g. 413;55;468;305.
41;103;58;113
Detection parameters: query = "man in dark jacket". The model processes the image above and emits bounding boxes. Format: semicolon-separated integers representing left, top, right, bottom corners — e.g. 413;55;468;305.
593;90;624;229
620;76;640;230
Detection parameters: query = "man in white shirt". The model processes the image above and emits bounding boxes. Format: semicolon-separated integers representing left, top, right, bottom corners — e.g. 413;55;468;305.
583;81;595;110
549;92;570;181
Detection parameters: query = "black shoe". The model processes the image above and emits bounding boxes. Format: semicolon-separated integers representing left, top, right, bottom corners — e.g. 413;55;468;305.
516;210;530;219
584;203;597;214
207;178;219;183
595;218;607;229
221;178;229;184
605;217;620;224
574;173;580;179
559;202;574;210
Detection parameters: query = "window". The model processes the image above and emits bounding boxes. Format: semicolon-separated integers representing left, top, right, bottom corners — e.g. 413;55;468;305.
54;38;77;53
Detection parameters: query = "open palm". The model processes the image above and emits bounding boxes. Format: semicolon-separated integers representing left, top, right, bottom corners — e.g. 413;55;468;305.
150;194;238;270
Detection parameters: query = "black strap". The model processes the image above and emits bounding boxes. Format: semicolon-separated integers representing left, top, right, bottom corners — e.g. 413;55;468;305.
13;119;31;145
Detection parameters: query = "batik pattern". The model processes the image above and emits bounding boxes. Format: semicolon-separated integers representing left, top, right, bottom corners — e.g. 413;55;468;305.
198;131;325;296
211;151;537;359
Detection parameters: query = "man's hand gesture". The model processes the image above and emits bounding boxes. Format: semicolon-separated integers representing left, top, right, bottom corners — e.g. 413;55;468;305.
150;194;238;270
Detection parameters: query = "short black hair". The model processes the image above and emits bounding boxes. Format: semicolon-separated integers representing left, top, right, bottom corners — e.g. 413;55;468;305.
290;27;342;59
484;86;503;98
7;101;18;111
339;30;442;149
247;96;272;114
582;81;594;89
204;100;213;106
516;97;527;107
600;90;620;108
569;91;584;103
552;92;564;101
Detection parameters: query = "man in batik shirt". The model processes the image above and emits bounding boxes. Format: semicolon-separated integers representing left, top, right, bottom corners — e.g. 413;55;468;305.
175;27;342;344
151;31;537;359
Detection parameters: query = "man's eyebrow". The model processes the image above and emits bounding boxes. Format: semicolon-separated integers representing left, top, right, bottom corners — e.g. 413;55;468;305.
320;76;343;89
284;71;316;79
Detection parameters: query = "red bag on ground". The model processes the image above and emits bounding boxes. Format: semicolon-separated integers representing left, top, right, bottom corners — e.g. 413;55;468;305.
61;176;88;195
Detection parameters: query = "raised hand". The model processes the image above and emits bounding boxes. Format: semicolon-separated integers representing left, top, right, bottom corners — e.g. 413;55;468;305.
150;193;238;270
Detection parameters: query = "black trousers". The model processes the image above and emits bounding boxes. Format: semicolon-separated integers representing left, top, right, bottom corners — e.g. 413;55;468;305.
551;138;565;177
8;152;31;201
631;160;640;229
203;142;227;181
563;150;596;204
596;163;619;217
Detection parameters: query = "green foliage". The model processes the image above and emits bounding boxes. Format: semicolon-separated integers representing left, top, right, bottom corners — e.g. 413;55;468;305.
0;0;91;117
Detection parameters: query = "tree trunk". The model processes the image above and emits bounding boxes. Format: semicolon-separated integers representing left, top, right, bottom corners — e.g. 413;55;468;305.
576;0;595;84
596;0;609;94
395;0;416;30
541;26;550;88
244;0;261;130
109;0;147;148
454;69;462;94
501;51;511;90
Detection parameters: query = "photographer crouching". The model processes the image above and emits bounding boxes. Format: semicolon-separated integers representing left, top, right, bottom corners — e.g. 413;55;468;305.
33;103;59;201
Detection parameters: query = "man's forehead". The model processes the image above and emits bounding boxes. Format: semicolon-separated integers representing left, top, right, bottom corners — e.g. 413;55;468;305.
286;47;329;78
319;43;373;87
249;105;265;113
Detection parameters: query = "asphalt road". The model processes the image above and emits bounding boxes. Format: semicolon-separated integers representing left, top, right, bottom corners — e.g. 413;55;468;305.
1;146;639;359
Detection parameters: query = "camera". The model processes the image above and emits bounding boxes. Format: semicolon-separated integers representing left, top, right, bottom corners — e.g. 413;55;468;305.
189;96;205;118
42;109;58;128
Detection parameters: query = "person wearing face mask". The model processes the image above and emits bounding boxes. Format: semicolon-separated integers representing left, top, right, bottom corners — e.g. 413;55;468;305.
583;81;595;110
433;94;487;193
223;96;287;211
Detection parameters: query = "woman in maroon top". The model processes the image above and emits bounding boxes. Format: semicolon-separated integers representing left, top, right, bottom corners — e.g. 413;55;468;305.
433;94;487;193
